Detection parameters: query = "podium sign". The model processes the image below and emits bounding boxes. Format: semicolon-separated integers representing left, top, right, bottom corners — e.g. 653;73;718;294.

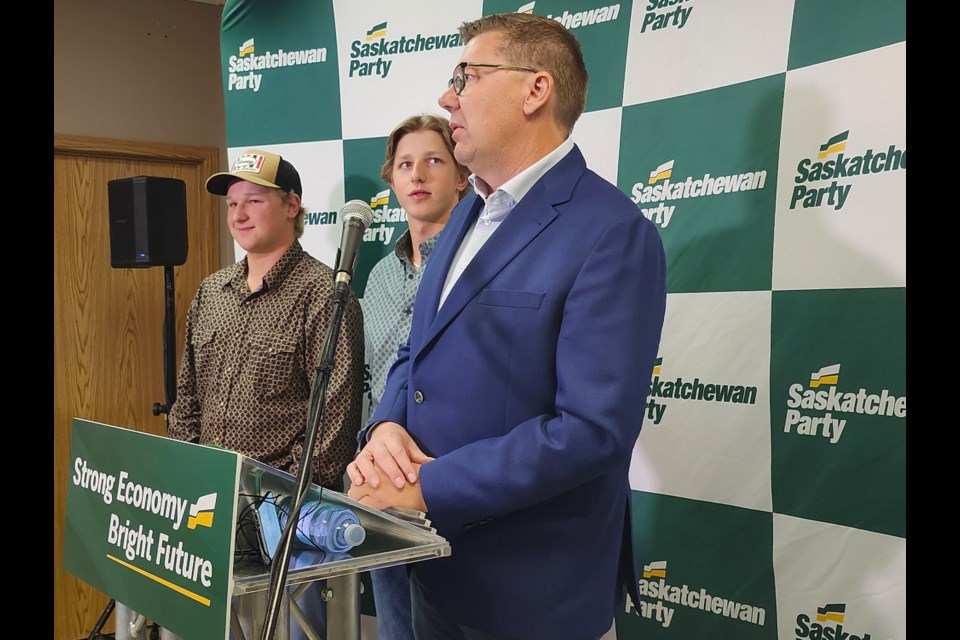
63;418;241;639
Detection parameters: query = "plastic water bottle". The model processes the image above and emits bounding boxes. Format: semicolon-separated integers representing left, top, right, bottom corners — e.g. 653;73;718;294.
278;496;366;553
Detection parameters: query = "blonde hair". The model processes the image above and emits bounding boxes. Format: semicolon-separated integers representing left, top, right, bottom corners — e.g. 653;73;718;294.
381;114;472;200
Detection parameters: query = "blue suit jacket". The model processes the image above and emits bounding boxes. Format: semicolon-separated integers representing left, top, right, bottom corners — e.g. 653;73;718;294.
370;145;667;639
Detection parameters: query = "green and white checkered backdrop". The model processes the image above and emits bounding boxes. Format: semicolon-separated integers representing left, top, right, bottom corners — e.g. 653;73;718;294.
218;1;906;637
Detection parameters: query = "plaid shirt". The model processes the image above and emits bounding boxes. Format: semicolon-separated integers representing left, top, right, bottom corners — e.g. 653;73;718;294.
168;241;364;490
362;230;441;421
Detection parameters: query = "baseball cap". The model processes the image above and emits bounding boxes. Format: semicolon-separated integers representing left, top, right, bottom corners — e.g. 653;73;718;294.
205;149;303;197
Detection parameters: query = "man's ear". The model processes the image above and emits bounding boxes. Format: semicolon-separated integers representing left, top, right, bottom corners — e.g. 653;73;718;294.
455;171;469;193
522;71;554;118
286;193;301;220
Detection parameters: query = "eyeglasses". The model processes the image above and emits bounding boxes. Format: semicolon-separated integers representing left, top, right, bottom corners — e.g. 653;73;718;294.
447;62;538;95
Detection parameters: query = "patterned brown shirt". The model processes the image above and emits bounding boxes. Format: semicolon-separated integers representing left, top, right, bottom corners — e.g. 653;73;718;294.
168;241;364;490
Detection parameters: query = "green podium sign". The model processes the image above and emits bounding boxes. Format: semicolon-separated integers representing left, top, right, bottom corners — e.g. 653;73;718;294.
63;418;242;639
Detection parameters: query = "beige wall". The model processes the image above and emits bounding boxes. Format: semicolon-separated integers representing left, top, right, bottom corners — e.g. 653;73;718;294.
54;0;233;267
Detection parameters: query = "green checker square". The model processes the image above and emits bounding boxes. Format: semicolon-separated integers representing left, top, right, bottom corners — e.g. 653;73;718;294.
787;0;906;71
221;0;341;145
618;74;784;293
482;0;630;113
617;491;777;639
770;287;905;538
342;135;404;297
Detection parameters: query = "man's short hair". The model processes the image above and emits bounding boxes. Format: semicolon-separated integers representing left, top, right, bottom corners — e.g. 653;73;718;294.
381;114;472;201
459;13;588;135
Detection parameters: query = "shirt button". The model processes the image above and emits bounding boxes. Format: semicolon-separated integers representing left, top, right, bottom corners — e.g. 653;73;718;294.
414;390;424;404
407;274;414;280
404;307;412;316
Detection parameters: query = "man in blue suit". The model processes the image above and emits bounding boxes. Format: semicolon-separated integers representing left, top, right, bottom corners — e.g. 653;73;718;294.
348;12;667;640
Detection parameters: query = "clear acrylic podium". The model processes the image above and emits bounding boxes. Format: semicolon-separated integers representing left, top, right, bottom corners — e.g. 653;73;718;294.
231;456;450;640
63;418;445;640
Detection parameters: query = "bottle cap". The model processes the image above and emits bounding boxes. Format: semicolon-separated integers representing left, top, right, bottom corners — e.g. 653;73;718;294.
342;523;366;547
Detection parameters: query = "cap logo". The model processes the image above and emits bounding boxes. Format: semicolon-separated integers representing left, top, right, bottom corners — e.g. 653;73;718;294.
231;153;266;174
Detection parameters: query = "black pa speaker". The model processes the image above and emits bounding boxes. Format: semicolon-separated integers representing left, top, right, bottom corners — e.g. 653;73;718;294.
108;176;188;268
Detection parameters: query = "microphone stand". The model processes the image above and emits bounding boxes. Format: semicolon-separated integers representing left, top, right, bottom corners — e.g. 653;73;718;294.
259;280;353;640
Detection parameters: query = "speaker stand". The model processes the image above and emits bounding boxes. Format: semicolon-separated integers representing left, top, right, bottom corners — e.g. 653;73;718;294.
88;266;178;640
153;265;178;418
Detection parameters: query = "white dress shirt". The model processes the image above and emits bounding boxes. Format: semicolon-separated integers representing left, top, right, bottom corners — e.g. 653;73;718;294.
438;137;575;308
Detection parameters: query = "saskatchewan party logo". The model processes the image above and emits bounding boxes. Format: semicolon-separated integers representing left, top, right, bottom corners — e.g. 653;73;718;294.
519;2;624;30
795;603;875;640
186;493;217;530
790;130;907;212
783;363;907;444
362;188;408;246
646;356;759;426
370;188;390;208
628;560;768;629
302;190;406;232
227;36;329;93
637;0;696;34
304;209;339;227
631;159;768;229
349;21;462;79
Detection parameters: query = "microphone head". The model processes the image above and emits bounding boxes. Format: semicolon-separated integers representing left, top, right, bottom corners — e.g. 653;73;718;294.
340;199;374;229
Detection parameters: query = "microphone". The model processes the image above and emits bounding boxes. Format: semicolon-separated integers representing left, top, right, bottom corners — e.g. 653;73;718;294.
334;199;374;291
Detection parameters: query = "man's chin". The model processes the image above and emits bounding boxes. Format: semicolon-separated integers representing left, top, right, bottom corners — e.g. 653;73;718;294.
232;238;267;256
453;145;474;167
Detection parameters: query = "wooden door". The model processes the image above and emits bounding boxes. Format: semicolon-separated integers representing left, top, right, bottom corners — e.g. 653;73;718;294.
54;135;220;640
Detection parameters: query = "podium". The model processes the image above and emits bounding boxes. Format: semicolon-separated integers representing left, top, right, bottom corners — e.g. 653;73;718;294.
63;418;451;640
231;456;449;639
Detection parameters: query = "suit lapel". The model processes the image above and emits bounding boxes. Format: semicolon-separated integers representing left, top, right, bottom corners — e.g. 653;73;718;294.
412;194;481;347
427;185;556;339
413;146;588;358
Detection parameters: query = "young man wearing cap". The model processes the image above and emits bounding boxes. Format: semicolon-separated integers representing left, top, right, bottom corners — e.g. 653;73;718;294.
167;148;365;639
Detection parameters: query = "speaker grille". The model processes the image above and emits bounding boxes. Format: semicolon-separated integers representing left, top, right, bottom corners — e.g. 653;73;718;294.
108;176;188;268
